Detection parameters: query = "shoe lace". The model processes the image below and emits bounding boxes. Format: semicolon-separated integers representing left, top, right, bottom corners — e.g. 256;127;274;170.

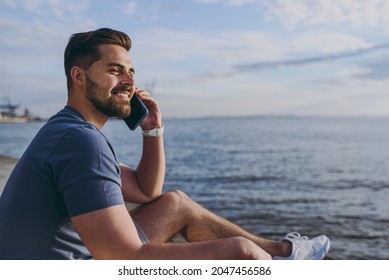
285;232;308;241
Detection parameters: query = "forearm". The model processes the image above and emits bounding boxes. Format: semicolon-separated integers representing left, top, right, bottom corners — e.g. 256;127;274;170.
135;134;165;199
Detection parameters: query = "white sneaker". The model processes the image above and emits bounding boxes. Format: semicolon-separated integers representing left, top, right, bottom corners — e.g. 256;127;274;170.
273;232;330;260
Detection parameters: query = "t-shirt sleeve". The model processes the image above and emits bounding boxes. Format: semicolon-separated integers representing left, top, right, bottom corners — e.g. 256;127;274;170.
46;125;124;217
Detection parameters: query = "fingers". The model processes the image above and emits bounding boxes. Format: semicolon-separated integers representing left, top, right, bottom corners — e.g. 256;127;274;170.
135;88;151;98
135;89;155;106
134;88;160;114
134;88;162;127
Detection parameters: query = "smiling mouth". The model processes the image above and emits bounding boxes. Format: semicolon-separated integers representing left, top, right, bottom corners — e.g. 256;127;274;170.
112;89;135;101
112;91;130;98
112;85;133;99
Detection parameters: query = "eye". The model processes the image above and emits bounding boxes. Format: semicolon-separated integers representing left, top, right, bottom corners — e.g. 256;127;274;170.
110;68;122;75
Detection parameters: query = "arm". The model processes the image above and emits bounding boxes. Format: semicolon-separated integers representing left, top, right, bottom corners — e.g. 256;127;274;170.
71;205;271;260
119;135;165;203
121;90;165;203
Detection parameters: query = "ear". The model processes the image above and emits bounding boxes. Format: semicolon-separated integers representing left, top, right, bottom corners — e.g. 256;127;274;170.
70;66;85;88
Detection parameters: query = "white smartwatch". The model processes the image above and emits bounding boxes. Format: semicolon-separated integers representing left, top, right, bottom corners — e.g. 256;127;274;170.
142;125;164;137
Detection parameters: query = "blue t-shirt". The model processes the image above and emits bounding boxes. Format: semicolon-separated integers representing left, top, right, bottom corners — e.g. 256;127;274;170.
0;106;124;259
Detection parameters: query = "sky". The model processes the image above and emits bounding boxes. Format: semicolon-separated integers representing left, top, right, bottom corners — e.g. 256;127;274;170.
1;0;389;119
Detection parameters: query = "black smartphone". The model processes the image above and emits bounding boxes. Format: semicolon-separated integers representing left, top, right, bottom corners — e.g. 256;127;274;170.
123;94;149;130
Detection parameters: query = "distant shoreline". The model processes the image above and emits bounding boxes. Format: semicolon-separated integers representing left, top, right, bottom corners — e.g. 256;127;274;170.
0;155;17;194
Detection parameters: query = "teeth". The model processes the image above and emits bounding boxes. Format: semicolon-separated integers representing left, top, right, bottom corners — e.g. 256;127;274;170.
114;92;129;97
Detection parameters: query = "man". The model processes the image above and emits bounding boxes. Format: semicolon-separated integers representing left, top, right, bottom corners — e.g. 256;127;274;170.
0;28;330;260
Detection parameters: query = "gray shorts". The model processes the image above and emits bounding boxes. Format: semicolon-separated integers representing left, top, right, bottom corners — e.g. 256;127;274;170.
133;220;150;244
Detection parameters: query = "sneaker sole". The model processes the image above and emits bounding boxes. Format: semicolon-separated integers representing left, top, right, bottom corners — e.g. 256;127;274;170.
308;236;331;260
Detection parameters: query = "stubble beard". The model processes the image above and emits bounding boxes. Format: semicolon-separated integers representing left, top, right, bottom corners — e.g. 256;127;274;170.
85;74;131;118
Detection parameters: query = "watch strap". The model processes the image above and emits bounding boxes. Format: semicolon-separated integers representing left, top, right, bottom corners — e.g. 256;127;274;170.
142;125;164;137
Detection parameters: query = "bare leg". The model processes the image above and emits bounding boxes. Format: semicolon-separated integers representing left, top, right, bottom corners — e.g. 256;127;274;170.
130;190;291;257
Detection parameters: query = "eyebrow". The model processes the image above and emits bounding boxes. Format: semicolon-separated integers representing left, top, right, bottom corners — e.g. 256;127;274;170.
107;62;135;74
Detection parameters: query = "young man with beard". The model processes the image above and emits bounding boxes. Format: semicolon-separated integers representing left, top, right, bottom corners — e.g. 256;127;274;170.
0;28;330;260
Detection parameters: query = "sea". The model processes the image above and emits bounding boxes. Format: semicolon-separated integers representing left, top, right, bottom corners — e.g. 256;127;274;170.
1;115;388;260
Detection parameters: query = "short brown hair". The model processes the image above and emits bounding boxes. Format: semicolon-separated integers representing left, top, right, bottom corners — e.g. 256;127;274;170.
64;28;132;90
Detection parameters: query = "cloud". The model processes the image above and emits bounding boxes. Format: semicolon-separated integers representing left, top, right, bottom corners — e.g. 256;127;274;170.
290;32;372;54
191;0;389;28
226;0;255;6
354;60;389;80
0;0;16;8
0;0;97;117
0;0;90;19
191;0;254;6
123;1;137;15
263;0;389;29
191;0;219;3
234;44;389;72
0;0;96;53
132;28;290;84
134;28;284;65
138;28;382;82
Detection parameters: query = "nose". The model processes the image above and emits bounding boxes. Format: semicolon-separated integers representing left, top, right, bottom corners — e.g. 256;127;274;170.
121;72;135;86
120;73;135;95
120;73;135;94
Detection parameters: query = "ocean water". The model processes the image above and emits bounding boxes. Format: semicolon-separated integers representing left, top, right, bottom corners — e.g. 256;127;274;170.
1;116;389;260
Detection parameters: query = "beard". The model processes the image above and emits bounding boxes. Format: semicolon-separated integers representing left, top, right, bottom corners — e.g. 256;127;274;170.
85;74;131;118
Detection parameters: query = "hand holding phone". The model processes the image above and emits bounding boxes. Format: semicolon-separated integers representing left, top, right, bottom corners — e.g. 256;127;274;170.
123;94;149;130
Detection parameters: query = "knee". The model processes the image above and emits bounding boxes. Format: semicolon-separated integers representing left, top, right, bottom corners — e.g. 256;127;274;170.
230;237;272;260
159;190;191;207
